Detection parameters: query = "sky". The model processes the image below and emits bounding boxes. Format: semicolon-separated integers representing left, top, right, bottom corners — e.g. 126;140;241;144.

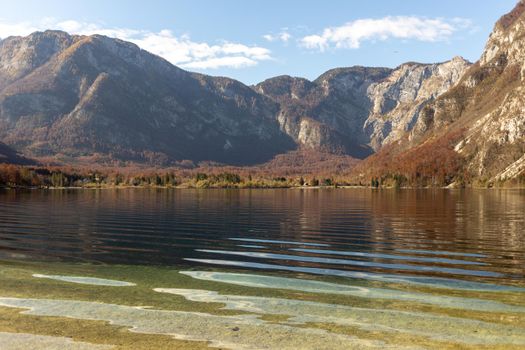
0;0;518;84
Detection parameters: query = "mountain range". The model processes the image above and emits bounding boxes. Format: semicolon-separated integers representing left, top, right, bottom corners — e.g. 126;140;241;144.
0;1;524;184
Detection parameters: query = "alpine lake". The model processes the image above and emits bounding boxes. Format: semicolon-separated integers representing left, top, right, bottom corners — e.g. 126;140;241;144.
0;188;524;349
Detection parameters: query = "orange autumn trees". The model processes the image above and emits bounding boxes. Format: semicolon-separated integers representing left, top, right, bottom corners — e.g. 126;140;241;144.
353;130;467;187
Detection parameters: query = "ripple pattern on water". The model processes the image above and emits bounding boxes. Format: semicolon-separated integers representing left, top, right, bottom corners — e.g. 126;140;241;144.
290;248;488;265
0;189;524;288
196;249;502;277
183;258;525;292
179;271;525;313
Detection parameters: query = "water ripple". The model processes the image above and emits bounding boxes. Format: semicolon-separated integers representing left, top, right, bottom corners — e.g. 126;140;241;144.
0;189;524;287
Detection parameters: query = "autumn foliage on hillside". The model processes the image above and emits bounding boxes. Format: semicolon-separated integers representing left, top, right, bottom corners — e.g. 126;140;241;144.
210;149;360;177
352;130;468;187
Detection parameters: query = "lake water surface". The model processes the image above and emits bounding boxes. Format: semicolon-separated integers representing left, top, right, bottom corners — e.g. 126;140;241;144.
0;189;524;349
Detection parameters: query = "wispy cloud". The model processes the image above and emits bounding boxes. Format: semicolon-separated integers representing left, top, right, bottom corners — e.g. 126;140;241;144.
0;19;272;70
130;31;272;69
300;16;473;51
263;30;292;43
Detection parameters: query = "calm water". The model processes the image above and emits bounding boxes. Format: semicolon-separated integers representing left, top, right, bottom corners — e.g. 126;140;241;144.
0;188;524;287
1;188;525;349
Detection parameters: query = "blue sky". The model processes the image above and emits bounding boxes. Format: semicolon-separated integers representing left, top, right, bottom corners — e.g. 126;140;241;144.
0;0;518;84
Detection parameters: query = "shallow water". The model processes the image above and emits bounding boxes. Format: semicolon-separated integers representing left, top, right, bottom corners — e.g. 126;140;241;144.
154;286;525;345
0;331;113;350
0;188;524;349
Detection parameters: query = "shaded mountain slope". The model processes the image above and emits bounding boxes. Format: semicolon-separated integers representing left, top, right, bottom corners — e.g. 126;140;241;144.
0;141;35;165
0;31;295;165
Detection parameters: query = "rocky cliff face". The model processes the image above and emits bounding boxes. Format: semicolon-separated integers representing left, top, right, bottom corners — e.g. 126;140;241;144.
456;1;525;180
0;31;295;165
356;1;525;184
256;59;469;157
417;1;525;181
365;57;470;150
255;68;390;158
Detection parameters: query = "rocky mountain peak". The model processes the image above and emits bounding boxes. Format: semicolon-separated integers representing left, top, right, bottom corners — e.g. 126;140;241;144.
481;1;525;66
254;75;315;104
314;66;391;95
0;30;79;87
496;0;525;30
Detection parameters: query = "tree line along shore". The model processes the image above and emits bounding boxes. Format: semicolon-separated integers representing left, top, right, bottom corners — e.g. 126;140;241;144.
1;163;524;189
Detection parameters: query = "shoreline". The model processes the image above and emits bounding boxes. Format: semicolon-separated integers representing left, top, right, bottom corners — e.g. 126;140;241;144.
1;185;524;190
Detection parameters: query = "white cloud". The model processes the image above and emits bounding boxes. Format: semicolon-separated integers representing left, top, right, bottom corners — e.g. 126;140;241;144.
280;32;292;42
183;56;258;69
0;20;40;38
300;16;472;51
0;19;272;70
262;30;292;43
127;31;272;69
